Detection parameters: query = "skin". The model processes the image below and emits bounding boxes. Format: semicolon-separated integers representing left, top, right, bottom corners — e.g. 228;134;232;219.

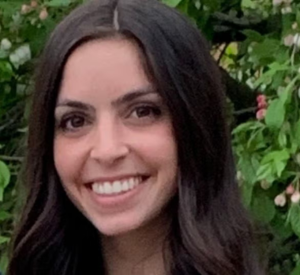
53;38;178;274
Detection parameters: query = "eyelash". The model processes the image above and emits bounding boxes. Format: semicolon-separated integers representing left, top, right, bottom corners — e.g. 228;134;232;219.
56;112;90;132
56;104;163;132
127;104;162;120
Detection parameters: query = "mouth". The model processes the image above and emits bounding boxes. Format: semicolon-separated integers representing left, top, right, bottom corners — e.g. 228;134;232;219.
89;175;150;196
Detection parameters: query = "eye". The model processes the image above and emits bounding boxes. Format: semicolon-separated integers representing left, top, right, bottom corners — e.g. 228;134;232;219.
57;113;88;132
131;105;162;119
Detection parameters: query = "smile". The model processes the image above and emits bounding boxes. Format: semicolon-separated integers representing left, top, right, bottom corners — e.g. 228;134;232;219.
91;176;143;195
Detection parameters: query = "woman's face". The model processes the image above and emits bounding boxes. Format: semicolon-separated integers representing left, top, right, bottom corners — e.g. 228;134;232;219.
54;38;178;236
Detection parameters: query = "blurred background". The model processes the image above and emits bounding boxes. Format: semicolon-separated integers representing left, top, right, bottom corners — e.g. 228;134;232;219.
1;0;300;274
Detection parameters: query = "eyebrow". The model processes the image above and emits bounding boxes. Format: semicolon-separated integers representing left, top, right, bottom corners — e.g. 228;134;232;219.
55;86;157;110
55;99;95;112
112;86;157;106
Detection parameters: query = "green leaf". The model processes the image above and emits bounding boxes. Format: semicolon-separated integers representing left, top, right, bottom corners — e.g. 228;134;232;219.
258;149;289;178
45;0;71;7
0;236;10;245
176;0;189;14
256;163;272;181
0;211;11;221
247;128;265;151
261;149;290;164
241;0;255;9
241;182;253;207
239;155;258;185
265;99;285;129
271;213;293;240
279;75;299;105
274;160;286;177
0;161;11;202
0;252;8;275
242;29;264;42
201;0;220;12
161;0;182;7
293;119;300;147
232;121;264;135
278;131;287;148
290;204;300;239
251;193;276;223
0;61;13;82
252;39;280;60
291;263;300;275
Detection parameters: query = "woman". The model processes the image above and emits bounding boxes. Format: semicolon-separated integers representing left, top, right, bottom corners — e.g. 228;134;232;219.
8;0;263;274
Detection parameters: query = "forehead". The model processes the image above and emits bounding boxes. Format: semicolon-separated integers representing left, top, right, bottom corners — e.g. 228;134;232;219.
58;38;152;102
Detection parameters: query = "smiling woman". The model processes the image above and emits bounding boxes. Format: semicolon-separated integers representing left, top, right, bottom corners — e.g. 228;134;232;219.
8;0;263;275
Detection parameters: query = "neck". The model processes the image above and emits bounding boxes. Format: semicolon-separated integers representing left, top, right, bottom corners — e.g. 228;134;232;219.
101;212;172;275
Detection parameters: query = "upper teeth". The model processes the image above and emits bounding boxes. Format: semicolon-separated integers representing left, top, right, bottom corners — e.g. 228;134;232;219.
92;177;142;195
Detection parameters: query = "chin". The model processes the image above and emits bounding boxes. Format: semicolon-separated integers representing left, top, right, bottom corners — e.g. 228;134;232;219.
90;215;146;237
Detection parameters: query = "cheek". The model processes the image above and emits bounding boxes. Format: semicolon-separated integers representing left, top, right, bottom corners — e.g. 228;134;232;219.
53;137;85;185
133;123;177;174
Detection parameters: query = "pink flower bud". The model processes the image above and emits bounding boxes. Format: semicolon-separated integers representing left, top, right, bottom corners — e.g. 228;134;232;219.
31;1;38;8
39;8;48;20
291;191;300;203
258;101;268;109
274;193;286;207
256;94;266;103
286;184;295;195
256;109;267;120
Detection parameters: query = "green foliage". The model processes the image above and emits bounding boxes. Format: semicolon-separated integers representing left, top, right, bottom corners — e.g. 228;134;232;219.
0;161;10;202
1;0;300;274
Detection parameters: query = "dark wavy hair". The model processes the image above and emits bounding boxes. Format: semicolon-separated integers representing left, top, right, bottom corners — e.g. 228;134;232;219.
8;0;263;274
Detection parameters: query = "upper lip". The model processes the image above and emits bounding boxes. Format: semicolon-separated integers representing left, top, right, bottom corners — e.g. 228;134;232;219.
86;174;147;184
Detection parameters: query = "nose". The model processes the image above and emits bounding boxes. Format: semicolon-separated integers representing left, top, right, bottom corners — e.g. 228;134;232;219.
89;118;129;165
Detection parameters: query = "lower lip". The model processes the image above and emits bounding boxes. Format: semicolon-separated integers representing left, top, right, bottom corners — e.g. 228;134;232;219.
87;178;148;210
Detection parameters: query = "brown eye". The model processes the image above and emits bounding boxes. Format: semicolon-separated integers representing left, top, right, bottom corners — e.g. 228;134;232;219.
66;116;85;129
132;106;162;118
58;113;88;132
135;106;152;117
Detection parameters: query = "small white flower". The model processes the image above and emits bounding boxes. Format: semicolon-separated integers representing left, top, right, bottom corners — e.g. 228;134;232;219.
298;87;300;99
260;180;272;190
9;53;20;66
236;171;243;182
21;4;31;14
292;22;298;30
273;0;283;6
285;6;292;13
0;38;12;50
274;193;287;207
9;44;31;68
291;191;300;203
293;33;300;47
15;44;31;65
283;34;294;46
281;6;292;14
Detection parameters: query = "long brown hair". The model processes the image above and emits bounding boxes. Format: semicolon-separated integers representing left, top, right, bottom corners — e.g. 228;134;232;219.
8;0;263;274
